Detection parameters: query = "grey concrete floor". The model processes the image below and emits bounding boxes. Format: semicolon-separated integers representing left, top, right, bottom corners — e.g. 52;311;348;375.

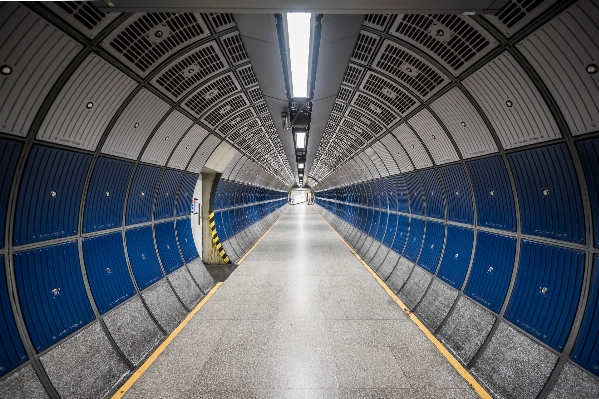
124;204;478;398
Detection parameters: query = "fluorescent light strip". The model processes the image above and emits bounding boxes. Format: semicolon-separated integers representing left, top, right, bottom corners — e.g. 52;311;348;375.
287;13;311;98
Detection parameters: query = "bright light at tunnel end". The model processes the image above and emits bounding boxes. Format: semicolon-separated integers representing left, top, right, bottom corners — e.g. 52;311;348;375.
287;12;311;98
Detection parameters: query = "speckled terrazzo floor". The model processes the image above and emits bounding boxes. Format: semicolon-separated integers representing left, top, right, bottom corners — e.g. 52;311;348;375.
123;204;478;398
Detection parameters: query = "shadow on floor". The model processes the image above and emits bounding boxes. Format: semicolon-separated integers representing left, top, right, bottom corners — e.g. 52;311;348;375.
205;263;238;282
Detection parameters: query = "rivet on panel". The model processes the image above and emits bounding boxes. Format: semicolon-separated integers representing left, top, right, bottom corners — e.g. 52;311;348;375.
105;191;110;196
436;30;444;37
141;254;146;259
542;189;550;196
586;64;598;74
165;136;170;140
455;191;459;195
50;190;57;197
1;65;12;75
505;100;513;107
134;123;140;128
106;268;111;273
141;191;145;196
454;253;459;259
186;145;190;149
432;135;436;139
86;102;94;109
51;288;60;296
490;190;495;196
460;121;466;127
540;286;548;295
155;30;163;38
488;267;493;273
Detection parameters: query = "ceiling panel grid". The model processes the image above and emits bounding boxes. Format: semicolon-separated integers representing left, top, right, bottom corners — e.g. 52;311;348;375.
359;71;419;117
181;72;241;118
140;110;192;165
43;1;121;39
408;109;459;165
200;93;249;128
167;124;210;170
484;0;559;38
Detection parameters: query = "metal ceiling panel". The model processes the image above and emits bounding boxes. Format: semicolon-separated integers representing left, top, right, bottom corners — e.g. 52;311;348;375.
44;1;121;39
463;51;561;150
236;64;258;88
518;0;599;136
102;13;210;77
200;93;249;128
168;124;210;169
181;71;241;117
389;15;498;76
220;31;249;65
372;140;400;176
37;53;137;151
408;108;459;165
363;14;392;31
350;30;380;66
351;92;400;128
221;152;243;179
342;63;365;87
392;124;433;169
380;134;414;172
205;13;236;32
151;40;228;101
359;71;419;117
0;3;81;137
365;146;389;177
372;39;449;100
141;110;193;165
187;134;221;172
485;0;557;38
102;88;171;160
430;87;498;158
344;108;385;136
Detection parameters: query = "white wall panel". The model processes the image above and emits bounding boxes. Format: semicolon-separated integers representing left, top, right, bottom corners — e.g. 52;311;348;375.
408;109;459;165
141;110;192;166
187;134;221;173
380;134;414;173
371;140;400;177
364;147;388;177
168;124;210;170
391;124;433;170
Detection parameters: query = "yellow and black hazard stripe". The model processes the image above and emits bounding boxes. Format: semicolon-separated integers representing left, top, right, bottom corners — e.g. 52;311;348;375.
209;212;230;263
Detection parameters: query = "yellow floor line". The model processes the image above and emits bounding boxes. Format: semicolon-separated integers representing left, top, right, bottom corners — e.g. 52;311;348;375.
112;282;222;399
317;211;492;399
236;206;289;265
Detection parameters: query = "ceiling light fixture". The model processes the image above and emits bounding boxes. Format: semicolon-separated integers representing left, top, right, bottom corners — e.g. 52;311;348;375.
287;12;311;98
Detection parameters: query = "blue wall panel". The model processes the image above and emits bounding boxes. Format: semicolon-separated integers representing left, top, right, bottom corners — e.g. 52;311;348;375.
419;169;445;219
83;157;134;233
177;217;199;262
176;173;198;217
126;165;161;225
509;144;584;243
14;242;95;352
437;225;474;289
14;146;91;245
418;221;445;273
465;232;516;313
466;156;516;231
375;212;388;241
572;255;599;376
391;176;409;213
403;218;425;262
370;210;381;237
0;139;23;249
392;215;410;254
576;138;599;248
155;170;182;220
0;256;28;377
439;164;474;225
383;213;398;248
82;232;135;314
154;221;183;274
505;240;584;351
404;172;424;215
125;226;163;290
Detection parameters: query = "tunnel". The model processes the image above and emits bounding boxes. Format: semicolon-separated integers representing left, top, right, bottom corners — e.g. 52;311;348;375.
0;1;598;398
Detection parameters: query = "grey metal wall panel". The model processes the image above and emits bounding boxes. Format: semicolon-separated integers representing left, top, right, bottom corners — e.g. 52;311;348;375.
44;1;121;39
463;51;561;149
168;124;210;170
408;108;459;165
140;110;193;166
102;88;171;160
187;134;221;173
518;0;599;136
371;140;400;176
391;124;432;169
37;53;137;151
485;0;558;38
430;87;498;158
380;134;414;173
0;3;81;137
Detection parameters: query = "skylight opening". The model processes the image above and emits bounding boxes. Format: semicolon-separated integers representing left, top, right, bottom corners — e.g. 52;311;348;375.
287;13;311;98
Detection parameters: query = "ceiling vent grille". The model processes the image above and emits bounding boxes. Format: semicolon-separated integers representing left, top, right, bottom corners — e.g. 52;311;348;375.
486;0;557;37
338;125;372;146
220;32;249;65
337;86;354;103
351;31;380;65
152;41;228;100
372;40;448;100
45;1;120;39
332;101;346;115
255;102;269;115
104;13;210;77
216;108;257;136
389;15;497;76
363;14;392;31
206;13;236;32
182;72;240;117
260;113;274;126
247;87;263;103
360;71;419;116
339;119;376;142
236;65;258;87
201;93;249;127
329;113;342;126
227;119;262;142
342;63;365;87
345;108;385;135
351;93;399;128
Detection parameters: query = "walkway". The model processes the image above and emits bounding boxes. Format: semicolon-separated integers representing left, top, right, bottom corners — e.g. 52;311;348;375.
123;204;478;398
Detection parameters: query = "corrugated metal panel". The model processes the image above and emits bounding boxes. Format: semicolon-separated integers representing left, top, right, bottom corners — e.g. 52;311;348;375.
372;141;399;177
0;256;28;376
485;0;557;37
509;144;585;243
439;164;474;224
102;89;171;160
389;15;498;76
187;134;221;173
221;152;243;179
140;110;193;166
572;255;599;376
14;146;91;245
126;165;162;225
0;3;81;137
430;87;498;158
125;226;164;290
408;109;459;165
155;170;182;220
82;232;135;314
380;134;414;173
0;139;22;248
518;0;599;136
404;172;424;215
437;225;474;289
83;157;134;233
463;51;561;150
391;175;410;213
37;54;137;151
43;1;121;39
176;218;199;262
391;124;432;169
155;222;184;274
383;212;398;247
419;169;445;219
506;240;585;352
418;221;445;272
176;173;198;217
168;125;210;170
103;13;210;77
465;232;517;313
577;138;599;248
467;156;516;231
391;215;410;254
14;242;95;352
403;217;425;261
